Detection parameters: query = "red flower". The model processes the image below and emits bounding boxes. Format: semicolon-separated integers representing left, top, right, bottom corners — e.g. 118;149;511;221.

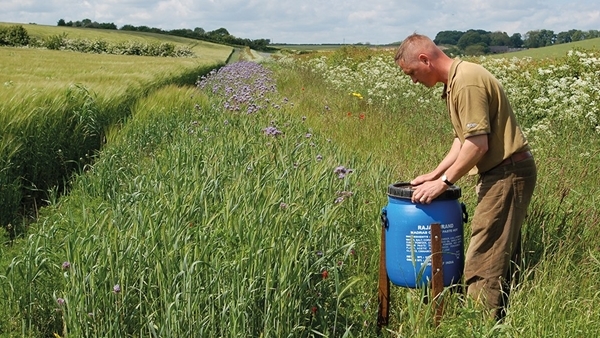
322;270;329;279
311;306;318;315
359;113;365;120
347;112;352;117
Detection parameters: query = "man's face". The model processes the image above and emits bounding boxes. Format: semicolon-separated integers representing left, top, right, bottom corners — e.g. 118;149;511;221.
398;57;435;87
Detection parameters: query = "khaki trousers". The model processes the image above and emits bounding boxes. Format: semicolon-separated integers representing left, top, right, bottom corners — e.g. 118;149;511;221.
465;157;537;319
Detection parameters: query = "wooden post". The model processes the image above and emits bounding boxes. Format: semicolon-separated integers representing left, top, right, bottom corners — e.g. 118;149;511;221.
430;222;444;327
377;211;390;329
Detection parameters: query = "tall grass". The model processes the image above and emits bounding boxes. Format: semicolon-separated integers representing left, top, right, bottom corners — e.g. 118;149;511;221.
1;69;395;336
0;44;229;229
271;46;600;336
2;43;600;337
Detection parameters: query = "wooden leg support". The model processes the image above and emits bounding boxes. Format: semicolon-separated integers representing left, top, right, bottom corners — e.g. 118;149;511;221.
377;211;390;329
431;222;444;327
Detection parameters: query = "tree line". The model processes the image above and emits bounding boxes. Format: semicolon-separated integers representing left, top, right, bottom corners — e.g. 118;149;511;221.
57;18;273;51
435;29;600;55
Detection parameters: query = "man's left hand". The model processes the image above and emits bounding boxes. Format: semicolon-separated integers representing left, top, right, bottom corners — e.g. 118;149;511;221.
411;179;447;204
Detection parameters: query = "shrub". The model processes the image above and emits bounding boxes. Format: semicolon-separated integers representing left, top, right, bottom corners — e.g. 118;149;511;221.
0;25;30;46
44;32;68;50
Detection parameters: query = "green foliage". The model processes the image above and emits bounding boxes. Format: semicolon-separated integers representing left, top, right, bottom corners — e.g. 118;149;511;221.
43;32;68;50
3;39;600;337
434;30;464;45
0;24;30;46
524;29;557;48
38;32;195;57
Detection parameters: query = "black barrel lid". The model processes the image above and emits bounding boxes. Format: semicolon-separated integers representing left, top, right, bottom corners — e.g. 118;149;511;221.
387;182;461;200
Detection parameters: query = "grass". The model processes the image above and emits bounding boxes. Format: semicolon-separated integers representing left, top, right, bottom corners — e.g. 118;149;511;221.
494;37;600;59
0;24;232;231
2;30;600;337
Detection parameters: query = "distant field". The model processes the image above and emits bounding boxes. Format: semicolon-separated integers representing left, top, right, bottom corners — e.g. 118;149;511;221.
494;37;600;59
0;46;229;96
0;22;233;97
271;38;600;60
0;22;229;55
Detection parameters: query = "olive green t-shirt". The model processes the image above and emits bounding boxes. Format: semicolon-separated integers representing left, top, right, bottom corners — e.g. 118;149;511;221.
445;59;529;174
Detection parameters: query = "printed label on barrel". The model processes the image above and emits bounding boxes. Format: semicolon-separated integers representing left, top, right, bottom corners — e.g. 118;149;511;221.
405;223;461;265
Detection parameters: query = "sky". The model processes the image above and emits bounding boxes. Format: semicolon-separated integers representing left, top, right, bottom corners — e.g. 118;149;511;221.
1;0;599;45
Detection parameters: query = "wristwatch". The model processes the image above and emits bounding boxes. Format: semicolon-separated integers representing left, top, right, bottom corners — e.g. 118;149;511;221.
441;174;454;186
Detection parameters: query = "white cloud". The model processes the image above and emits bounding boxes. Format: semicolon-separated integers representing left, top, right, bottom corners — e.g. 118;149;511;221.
0;0;597;44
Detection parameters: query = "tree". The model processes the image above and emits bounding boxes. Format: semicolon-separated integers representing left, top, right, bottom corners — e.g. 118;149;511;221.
571;30;585;41
541;29;556;46
457;30;490;50
434;30;464;45
489;31;511;46
120;24;136;31
208;28;230;37
524;30;555;48
510;33;523;48
587;30;599;39
57;19;66;26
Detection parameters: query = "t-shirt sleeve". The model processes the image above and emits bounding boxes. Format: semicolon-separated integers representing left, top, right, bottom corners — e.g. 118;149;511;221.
456;85;490;138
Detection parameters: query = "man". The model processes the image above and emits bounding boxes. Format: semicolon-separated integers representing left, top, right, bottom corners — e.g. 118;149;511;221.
394;33;537;320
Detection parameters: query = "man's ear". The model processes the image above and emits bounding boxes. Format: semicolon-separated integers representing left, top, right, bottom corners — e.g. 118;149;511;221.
419;54;429;65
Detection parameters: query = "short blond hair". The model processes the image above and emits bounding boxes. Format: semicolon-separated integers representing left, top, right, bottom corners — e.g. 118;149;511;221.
394;33;439;65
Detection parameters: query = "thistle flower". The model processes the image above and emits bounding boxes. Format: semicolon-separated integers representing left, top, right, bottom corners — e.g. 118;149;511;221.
333;166;353;179
62;261;71;270
57;298;65;306
262;126;282;136
113;284;121;294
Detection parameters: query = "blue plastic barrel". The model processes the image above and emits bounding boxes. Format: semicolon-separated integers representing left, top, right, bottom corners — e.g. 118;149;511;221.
382;182;466;288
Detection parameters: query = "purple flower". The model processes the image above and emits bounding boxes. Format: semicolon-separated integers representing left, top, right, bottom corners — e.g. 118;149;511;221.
316;250;323;257
316;154;323;161
113;284;121;294
335;191;353;203
263;126;282;136
57;298;65;306
62;261;71;270
196;61;277;115
334;166;354;179
280;202;288;210
305;133;312;138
